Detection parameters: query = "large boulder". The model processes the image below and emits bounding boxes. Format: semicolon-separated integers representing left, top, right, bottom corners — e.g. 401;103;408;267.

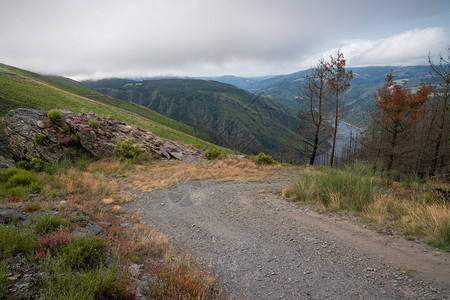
4;108;202;163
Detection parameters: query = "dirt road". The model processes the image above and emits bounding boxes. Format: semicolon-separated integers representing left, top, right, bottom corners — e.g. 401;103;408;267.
127;174;450;299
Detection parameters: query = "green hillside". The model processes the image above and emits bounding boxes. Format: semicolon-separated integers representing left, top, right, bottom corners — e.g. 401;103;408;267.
84;78;300;155
0;63;232;156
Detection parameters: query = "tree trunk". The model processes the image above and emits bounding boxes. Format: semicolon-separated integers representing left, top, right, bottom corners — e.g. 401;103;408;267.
330;108;338;167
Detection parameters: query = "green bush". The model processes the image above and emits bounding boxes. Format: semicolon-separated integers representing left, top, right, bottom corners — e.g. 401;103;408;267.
204;148;220;160
47;109;62;120
29;158;49;172
35;133;47;145
32;213;70;235
15;160;29;170
88;118;98;128
15;159;49;172
70;133;79;141
0;168;21;182
252;152;276;165
60;237;108;270
114;138;142;161
6;169;39;188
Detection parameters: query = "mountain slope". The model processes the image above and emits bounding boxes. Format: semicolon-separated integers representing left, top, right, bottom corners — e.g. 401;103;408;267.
84;78;301;155
0;63;231;156
240;66;431;127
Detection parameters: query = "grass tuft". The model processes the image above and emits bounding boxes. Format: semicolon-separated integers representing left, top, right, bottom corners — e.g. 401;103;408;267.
0;225;36;256
32;213;70;235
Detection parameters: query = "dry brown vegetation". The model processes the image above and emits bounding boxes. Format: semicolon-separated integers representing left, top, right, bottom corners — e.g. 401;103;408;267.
1;157;225;299
284;163;450;250
92;156;281;193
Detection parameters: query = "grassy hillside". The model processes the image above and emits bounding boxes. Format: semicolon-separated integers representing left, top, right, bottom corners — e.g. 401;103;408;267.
84;78;300;155
0;63;232;156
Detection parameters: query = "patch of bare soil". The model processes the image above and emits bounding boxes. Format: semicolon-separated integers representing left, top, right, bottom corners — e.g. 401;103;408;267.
126;170;450;299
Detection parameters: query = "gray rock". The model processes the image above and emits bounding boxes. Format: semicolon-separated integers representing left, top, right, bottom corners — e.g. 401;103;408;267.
4;108;199;163
72;221;106;237
36;120;45;129
0;155;14;169
0;209;27;224
120;222;132;228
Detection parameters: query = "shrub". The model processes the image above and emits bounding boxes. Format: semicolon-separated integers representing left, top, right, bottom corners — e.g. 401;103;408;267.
88;118;98;128
35;229;74;258
0;168;22;183
60;236;108;270
6;169;40;192
32;213;70;235
70;133;79;141
114;138;142;161
252;152;276;165
204;148;220;160
25;202;42;212
35;133;47;145
30;158;49;172
0;225;36;256
61;137;72;147
15;160;30;170
47;109;62;120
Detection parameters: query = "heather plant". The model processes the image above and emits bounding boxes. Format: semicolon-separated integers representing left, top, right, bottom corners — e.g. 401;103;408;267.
35;229;74;259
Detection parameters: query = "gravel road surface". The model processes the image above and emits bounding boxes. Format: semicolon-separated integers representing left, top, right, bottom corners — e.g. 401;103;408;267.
127;175;450;299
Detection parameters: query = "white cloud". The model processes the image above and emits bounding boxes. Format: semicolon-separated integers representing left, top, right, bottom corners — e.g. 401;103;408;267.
0;1;449;78
297;27;449;71
348;27;449;67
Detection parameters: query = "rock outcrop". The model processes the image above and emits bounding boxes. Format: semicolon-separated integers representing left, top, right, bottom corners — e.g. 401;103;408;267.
4;108;203;163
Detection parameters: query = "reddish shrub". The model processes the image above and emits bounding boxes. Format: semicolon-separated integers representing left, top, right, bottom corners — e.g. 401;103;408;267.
35;229;74;259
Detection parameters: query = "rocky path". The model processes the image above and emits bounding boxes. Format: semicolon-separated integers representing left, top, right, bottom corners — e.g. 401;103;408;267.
126;175;450;299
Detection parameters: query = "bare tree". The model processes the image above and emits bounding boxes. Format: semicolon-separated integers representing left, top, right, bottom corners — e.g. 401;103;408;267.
326;51;353;167
426;47;450;176
298;58;331;165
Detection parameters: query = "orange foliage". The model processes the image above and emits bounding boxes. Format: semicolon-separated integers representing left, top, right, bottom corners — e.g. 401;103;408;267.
375;73;431;125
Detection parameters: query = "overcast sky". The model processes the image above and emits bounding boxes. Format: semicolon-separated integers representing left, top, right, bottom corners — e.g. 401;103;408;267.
1;0;449;80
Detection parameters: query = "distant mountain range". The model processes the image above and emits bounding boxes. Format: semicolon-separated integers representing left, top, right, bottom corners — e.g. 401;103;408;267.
0;62;433;161
203;66;432;127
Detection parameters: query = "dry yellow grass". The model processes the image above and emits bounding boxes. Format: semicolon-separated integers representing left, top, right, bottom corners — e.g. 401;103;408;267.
364;192;449;248
92;156;281;193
